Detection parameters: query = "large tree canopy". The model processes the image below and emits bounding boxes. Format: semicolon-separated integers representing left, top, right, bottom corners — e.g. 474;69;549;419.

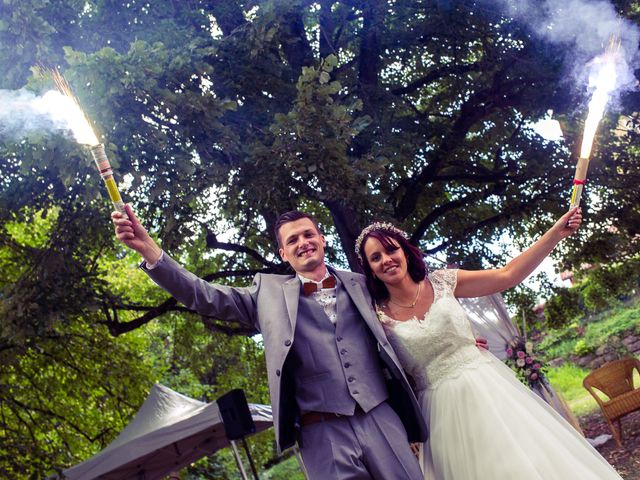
1;0;639;476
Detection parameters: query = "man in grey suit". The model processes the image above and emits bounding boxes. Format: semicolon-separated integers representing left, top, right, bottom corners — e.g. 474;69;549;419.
113;206;426;479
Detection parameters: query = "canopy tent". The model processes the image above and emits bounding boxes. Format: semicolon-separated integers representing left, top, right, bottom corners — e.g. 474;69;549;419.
460;294;584;433
63;384;273;480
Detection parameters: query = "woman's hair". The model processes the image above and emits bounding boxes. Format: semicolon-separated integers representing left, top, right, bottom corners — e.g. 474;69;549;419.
357;226;427;301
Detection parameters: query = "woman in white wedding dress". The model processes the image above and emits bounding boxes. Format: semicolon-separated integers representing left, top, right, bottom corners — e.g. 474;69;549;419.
355;208;623;480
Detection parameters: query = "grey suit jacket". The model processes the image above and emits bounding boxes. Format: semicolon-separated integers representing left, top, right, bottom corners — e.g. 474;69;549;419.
144;254;428;451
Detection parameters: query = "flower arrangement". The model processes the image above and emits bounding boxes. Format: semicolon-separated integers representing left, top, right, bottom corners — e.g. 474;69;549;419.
505;337;547;388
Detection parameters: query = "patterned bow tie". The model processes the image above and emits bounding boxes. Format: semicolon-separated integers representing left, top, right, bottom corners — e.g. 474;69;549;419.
302;275;337;296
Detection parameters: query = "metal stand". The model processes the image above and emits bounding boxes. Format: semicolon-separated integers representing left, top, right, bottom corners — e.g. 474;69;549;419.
230;440;250;480
241;437;259;479
230;438;259;480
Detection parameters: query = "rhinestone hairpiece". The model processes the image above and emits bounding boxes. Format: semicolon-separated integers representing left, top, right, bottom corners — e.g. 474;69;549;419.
354;221;409;263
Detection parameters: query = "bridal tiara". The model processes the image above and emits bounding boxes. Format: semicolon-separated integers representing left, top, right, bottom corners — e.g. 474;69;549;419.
354;222;408;263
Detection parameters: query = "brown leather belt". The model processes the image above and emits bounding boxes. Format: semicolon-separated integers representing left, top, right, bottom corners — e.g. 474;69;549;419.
300;411;343;426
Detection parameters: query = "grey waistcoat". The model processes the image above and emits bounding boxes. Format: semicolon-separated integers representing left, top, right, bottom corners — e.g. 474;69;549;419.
287;278;389;414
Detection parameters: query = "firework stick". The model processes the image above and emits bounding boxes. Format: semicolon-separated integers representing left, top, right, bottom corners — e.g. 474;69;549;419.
569;156;589;208
89;144;127;216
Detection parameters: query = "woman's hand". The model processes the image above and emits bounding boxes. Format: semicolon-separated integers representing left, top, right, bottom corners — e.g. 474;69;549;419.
549;207;583;241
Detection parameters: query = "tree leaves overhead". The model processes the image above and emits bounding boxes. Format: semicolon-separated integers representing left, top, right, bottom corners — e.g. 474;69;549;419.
5;0;635;278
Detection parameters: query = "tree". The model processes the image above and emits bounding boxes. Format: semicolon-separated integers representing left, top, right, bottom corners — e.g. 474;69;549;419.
1;0;639;475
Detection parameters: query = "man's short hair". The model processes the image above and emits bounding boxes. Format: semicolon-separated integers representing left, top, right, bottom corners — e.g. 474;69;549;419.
274;211;321;247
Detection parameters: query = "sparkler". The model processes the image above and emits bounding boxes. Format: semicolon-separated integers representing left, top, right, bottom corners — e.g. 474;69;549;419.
48;69;126;216
570;37;621;208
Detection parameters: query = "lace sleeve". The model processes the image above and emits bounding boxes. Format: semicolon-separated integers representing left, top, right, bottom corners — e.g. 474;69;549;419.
430;268;459;297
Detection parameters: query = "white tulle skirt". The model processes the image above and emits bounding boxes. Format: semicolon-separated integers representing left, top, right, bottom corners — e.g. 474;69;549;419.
418;352;622;480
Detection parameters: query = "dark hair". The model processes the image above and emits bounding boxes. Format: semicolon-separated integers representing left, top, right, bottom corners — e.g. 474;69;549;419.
274;210;321;247
358;228;427;301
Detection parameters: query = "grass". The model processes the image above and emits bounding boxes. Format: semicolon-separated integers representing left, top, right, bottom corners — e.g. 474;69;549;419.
538;297;640;418
546;357;640;418
539;296;640;359
263;455;306;480
545;363;599;416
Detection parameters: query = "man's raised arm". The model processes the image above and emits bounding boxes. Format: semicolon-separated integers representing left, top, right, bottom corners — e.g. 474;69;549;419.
111;203;258;328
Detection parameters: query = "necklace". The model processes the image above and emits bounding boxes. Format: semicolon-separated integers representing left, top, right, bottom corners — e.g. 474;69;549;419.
388;281;421;308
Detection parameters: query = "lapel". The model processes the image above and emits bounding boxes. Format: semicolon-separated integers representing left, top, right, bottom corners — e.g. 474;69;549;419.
332;269;388;344
282;277;301;333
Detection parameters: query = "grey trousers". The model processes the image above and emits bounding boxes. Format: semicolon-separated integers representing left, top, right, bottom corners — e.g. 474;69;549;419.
298;402;424;479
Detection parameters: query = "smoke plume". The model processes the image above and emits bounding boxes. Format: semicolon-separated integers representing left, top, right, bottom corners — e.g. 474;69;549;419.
488;0;639;91
0;89;74;141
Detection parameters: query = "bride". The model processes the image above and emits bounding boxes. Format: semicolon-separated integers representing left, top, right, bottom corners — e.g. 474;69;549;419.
355;208;623;479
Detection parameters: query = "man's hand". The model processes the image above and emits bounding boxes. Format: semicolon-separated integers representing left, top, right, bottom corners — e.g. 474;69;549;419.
112;204;162;264
475;337;488;351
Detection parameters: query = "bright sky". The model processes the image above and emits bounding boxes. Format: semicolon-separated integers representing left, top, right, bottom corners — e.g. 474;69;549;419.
508;113;571;296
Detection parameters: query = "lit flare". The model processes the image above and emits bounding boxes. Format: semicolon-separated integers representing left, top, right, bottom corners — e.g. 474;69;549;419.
570;37;620;208
46;69;126;215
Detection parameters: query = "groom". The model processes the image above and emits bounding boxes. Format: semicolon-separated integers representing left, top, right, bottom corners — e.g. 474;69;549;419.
112;206;426;479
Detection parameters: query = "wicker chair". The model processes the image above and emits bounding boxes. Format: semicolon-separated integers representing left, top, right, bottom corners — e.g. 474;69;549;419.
583;357;640;448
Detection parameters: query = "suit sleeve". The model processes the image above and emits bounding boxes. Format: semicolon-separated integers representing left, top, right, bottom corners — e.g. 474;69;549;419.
142;252;260;331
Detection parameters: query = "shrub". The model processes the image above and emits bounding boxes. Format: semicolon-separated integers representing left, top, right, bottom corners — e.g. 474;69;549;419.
582;261;640;311
544;287;583;329
574;338;592;355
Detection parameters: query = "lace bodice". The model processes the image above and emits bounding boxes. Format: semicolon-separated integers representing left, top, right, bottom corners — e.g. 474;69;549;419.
378;269;488;390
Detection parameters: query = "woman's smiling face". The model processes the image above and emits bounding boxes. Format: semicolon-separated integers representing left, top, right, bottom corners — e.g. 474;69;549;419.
363;236;408;285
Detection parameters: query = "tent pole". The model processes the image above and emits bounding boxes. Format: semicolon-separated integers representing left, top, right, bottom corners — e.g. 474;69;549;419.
230;440;250;480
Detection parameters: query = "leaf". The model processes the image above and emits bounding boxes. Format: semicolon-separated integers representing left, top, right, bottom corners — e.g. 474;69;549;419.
319;71;330;84
323;54;338;72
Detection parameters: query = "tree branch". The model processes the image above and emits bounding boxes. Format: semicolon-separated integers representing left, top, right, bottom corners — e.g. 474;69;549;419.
391;63;479;96
100;267;289;336
423;182;566;255
205;230;279;267
325;199;365;271
391;73;530;219
207;0;247;36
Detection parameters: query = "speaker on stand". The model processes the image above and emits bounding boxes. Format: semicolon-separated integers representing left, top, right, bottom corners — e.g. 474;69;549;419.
216;389;259;480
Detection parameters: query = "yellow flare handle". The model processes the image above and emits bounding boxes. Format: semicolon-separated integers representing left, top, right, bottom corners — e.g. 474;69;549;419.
570;184;584;209
89;144;127;216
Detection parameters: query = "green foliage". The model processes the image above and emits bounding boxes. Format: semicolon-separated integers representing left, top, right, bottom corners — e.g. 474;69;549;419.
264;455;306;480
573;338;592;356
544;287;584;329
543;258;640;329
539;297;640;359
581;259;640;311
0;320;156;478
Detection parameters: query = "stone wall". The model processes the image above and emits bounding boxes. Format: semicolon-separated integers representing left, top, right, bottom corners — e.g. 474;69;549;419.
563;331;640;370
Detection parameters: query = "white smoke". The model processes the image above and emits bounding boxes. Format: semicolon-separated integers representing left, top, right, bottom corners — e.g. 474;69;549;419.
490;0;639;91
0;89;77;140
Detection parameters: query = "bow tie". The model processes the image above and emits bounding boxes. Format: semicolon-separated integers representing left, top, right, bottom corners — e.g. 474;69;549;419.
302;275;337;296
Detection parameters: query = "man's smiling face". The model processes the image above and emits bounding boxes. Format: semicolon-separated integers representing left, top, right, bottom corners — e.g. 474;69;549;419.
278;218;327;277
